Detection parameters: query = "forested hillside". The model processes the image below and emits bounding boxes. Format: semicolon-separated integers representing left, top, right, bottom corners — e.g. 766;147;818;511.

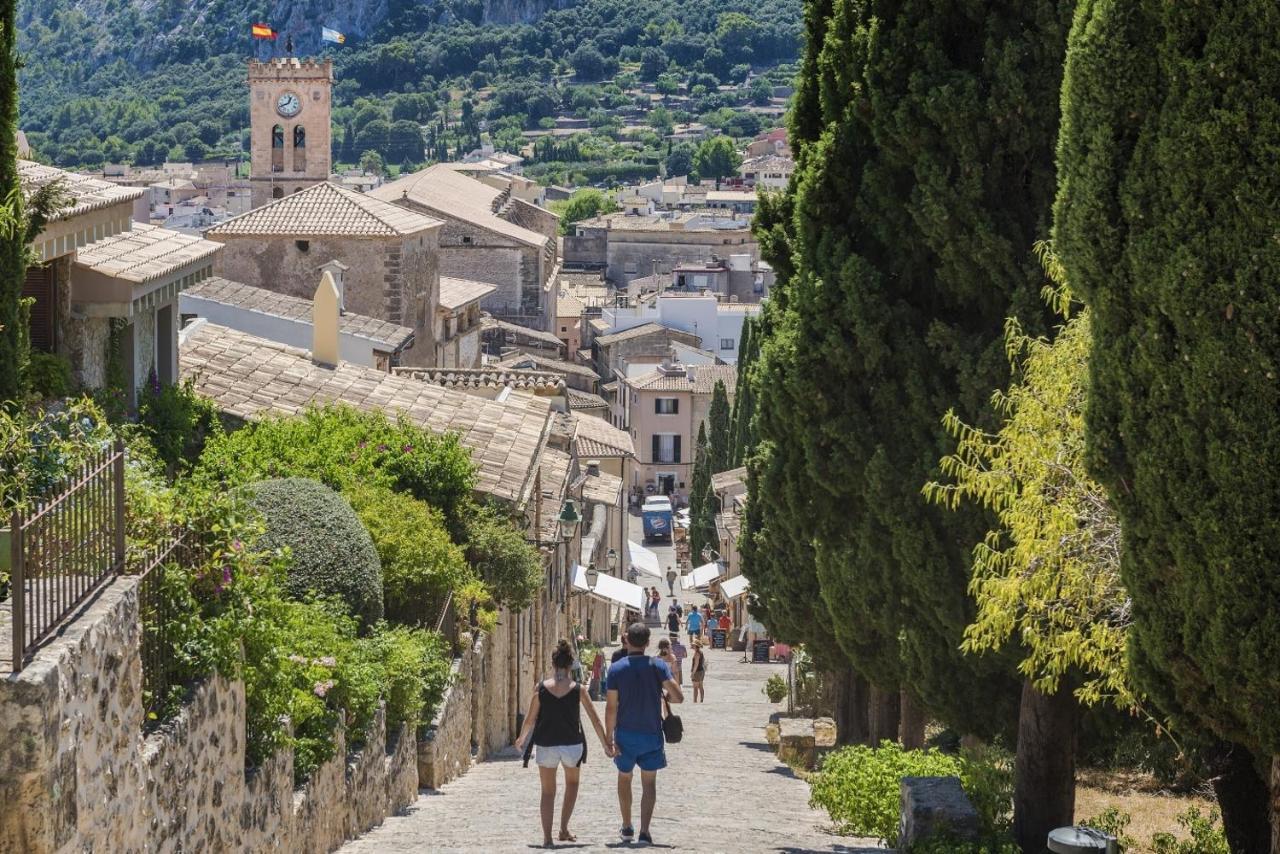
16;0;800;170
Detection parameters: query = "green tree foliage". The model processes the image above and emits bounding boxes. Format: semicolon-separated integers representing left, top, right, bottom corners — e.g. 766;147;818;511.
249;477;385;627
195;405;476;538
693;135;740;183
347;483;474;627
925;267;1131;710
687;422;717;562
746;0;1073;735
729;317;758;467
462;504;544;610
1053;2;1280;842
707;378;731;474
665;144;695;177
549;188;618;235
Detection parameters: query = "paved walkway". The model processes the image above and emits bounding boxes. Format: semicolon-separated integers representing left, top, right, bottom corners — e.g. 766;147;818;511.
341;512;881;853
340;642;880;853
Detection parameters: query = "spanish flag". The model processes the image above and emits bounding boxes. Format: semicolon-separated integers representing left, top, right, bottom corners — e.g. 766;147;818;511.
251;23;277;40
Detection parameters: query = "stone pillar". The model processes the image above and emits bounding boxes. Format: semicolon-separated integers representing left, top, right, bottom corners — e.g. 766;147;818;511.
899;776;981;850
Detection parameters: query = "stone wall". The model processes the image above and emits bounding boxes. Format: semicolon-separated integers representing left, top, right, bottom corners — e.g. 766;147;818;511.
0;578;419;854
563;234;607;267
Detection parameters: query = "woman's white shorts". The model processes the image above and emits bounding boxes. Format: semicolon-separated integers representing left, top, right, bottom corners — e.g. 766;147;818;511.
535;743;584;768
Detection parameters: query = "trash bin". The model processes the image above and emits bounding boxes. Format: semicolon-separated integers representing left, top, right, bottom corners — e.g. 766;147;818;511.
1048;827;1120;854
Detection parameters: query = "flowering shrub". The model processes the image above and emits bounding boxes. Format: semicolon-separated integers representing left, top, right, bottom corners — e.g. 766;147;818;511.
0;397;113;513
136;372;221;474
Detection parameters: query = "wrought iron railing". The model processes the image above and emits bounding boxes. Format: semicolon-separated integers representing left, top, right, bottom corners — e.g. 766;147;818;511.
130;527;206;723
7;440;125;672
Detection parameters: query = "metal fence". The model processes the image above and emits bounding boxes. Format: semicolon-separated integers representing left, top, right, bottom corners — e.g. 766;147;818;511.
130;528;205;722
8;440;125;672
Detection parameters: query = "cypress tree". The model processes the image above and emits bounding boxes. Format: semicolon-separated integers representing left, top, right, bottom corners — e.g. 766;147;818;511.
1054;1;1280;848
729;318;759;468
748;0;1072;737
706;379;731;475
687;423;716;562
0;0;24;398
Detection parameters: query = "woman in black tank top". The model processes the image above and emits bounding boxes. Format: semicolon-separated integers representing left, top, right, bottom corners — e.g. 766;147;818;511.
515;639;613;848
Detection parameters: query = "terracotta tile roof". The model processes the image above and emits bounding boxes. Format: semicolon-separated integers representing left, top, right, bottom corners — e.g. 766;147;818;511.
482;317;566;349
549;411;576;443
180;322;549;503
439;276;497;310
583;469;623;505
72;224;222;284
571;413;634;459
206;181;442;238
183;277;414;350
711;466;748;494
499;353;600;381
593;322;699;347
367;164;548;248
393;366;565;393
19;159;144;220
627;364;737;394
565;387;609;411
536;448;573;542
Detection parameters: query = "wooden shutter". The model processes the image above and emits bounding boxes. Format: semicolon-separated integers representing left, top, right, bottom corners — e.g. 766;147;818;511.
671;398;679;414
654;398;661;414
652;434;660;462
673;435;681;463
23;263;55;352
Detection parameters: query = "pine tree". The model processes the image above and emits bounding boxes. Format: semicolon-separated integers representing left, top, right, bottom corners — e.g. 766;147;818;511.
706;379;731;475
1054;2;1280;848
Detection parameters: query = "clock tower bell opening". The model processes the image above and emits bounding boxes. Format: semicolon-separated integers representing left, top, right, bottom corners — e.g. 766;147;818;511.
248;57;332;209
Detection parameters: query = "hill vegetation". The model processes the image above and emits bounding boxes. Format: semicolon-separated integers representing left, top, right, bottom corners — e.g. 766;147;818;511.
16;0;800;173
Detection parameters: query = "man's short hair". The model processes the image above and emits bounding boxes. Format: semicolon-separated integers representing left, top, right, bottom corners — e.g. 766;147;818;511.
626;622;651;648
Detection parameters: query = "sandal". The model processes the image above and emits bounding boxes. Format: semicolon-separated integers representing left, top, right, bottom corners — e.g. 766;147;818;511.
559;831;577;842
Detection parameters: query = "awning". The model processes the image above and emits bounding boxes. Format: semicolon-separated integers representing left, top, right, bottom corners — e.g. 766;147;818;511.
720;574;750;599
682;561;722;590
573;564;646;611
628;540;663;576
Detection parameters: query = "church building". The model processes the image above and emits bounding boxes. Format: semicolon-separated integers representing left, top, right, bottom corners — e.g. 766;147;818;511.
248;58;333;208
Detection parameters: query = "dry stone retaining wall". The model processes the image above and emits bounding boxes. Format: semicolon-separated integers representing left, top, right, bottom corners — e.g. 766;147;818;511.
0;578;418;854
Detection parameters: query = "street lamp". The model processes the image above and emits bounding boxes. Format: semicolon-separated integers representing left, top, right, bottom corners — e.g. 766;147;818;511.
558;499;581;543
606;547;619;572
585;563;600;590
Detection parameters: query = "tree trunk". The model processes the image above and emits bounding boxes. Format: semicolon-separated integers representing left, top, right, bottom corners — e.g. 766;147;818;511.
900;688;927;750
869;684;901;746
1204;741;1270;854
830;667;870;746
1012;680;1078;854
1272;754;1280;854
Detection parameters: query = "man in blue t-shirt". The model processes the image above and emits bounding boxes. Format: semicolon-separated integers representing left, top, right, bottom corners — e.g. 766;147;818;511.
685;607;703;642
606;622;684;846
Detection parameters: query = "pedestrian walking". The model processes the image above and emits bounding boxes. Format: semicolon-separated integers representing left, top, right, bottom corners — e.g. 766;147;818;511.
515;640;614;848
628;565;640;585
670;637;687;684
690;638;707;703
657;638;678;687
606;623;684;845
665;603;681;636
649;587;661;618
685;605;703;642
665;566;677;596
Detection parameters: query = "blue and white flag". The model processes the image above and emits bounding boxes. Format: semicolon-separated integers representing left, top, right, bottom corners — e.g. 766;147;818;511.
321;27;346;44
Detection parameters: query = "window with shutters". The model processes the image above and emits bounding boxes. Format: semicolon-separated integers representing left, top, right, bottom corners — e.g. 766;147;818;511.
654;397;678;414
23;263;55;353
652;433;680;463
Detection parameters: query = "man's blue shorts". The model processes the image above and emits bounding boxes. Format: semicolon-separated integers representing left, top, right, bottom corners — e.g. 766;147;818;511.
613;728;666;773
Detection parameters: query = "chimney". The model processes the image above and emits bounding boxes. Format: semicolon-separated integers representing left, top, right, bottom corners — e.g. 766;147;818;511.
312;270;341;367
585;459;601;477
317;259;349;314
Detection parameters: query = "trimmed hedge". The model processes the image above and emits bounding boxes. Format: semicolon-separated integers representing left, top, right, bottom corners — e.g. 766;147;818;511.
249;477;384;626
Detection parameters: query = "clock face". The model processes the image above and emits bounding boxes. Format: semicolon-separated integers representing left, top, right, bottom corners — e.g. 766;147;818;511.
276;92;302;117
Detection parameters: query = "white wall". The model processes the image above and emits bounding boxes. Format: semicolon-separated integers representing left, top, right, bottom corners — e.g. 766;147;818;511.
600;295;760;363
179;294;384;367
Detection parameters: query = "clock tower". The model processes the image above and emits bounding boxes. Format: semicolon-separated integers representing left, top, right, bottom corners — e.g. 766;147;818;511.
248;58;333;209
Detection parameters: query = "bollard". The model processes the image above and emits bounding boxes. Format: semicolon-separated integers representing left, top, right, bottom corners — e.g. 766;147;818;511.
1048;827;1120;854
